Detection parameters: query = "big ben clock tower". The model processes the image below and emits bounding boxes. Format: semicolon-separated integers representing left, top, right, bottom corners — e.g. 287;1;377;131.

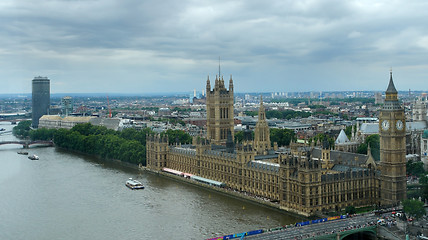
379;71;406;206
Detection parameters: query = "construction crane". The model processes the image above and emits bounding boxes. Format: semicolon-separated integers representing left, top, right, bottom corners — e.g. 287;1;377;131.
107;95;112;118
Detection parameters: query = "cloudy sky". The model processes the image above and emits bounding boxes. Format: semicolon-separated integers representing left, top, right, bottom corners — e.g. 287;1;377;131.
1;0;427;94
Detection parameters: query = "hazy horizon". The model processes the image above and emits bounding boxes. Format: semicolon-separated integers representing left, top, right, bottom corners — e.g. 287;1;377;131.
1;90;426;99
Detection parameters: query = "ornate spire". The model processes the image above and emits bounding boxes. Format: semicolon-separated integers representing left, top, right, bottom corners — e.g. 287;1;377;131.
386;70;397;94
322;137;330;150
367;143;373;158
218;56;221;78
254;94;270;154
259;95;265;121
385;70;398;101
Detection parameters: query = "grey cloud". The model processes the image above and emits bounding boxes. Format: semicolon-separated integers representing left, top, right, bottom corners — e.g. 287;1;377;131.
0;0;427;93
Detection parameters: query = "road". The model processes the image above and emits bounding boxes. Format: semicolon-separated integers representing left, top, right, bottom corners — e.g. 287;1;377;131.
245;214;378;240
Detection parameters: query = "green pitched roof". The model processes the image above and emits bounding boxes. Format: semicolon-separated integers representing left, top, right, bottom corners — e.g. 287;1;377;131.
423;130;428;139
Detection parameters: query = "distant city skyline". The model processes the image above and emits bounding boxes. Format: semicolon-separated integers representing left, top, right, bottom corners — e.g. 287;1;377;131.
1;89;426;99
1;0;428;94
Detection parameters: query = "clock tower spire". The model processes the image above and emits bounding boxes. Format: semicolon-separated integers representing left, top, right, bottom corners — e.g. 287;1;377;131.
379;70;406;206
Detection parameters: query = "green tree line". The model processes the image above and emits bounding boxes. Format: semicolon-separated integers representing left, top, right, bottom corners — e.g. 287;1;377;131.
244;110;311;120
235;128;296;147
160;129;192;144
272;97;375;105
13;121;192;166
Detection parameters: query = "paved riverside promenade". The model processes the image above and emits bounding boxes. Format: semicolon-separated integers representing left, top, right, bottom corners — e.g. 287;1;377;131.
245;214;378;240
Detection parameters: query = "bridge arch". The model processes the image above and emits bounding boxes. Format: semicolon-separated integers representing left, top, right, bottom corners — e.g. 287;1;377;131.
27;140;54;147
0;140;54;148
340;228;377;240
0;141;27;147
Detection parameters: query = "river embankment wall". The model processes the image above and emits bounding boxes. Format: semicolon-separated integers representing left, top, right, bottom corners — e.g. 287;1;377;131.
141;167;311;219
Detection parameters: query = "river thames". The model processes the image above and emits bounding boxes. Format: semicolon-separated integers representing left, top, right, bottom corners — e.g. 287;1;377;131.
0;123;301;240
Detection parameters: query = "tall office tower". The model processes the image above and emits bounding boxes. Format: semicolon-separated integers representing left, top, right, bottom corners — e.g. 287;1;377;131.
32;76;50;128
61;96;73;116
206;75;234;145
379;71;406;206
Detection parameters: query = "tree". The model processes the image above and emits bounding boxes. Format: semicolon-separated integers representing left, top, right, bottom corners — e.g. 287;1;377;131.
422;184;428;201
357;134;380;161
366;134;380;161
29;127;56;141
235;130;244;143
345;206;356;214
244;111;257;117
71;123;94;136
245;110;311;120
357;143;367;154
234;130;254;143
49;126;149;166
270;128;296;147
12;120;32;138
308;105;326;110
266;110;311;120
420;175;428;184
407;160;426;177
161;129;192;145
344;125;355;139
310;133;335;149
403;199;426;220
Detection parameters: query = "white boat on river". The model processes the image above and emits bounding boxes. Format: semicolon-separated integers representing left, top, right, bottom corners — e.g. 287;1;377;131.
125;178;144;190
28;154;39;160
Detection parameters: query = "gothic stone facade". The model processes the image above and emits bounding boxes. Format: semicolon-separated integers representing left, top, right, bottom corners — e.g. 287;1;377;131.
146;73;405;216
206;75;234;145
379;72;407;205
147;136;379;216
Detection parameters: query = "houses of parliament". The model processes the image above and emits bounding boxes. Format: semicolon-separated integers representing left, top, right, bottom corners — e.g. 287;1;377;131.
146;73;406;216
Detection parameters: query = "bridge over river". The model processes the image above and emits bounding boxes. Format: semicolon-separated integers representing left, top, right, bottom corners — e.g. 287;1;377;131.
0;140;54;148
241;214;379;240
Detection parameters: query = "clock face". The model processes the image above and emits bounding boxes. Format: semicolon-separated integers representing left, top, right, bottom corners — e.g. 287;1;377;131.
396;120;403;130
381;120;390;131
